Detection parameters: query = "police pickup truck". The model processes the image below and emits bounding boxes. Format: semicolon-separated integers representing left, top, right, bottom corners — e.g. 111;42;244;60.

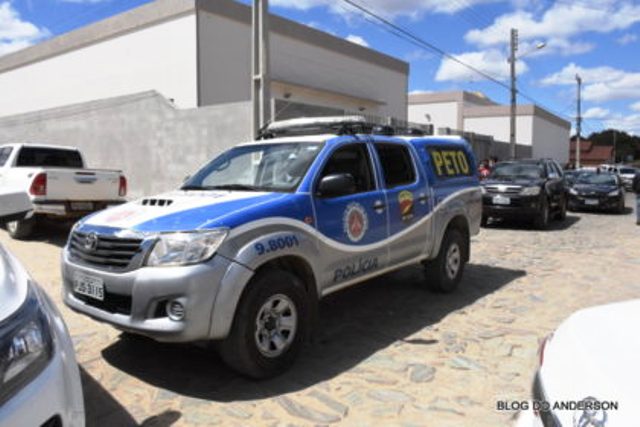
61;117;481;378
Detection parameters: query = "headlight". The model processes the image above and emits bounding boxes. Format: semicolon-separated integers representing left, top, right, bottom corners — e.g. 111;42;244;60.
569;188;578;195
146;229;228;267
0;284;53;405
608;190;620;196
520;186;541;196
480;186;487;195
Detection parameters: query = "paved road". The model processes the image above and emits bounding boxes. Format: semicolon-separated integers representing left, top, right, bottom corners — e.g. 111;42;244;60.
1;195;639;426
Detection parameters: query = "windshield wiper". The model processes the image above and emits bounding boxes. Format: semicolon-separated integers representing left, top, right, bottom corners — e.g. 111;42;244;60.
181;185;206;191
206;184;264;191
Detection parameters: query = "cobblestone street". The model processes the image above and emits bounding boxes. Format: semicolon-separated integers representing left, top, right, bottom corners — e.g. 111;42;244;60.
1;195;639;427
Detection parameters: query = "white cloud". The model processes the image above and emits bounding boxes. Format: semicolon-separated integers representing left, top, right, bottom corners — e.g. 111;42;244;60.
409;89;433;95
435;48;528;82
617;33;638;45
58;0;110;3
540;63;640;103
603;113;640;135
0;2;48;56
345;34;369;47
463;1;640;60
271;0;503;18
631;101;640;112
583;107;610;119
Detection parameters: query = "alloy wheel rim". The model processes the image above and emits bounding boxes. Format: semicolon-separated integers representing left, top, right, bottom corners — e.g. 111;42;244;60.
255;294;298;358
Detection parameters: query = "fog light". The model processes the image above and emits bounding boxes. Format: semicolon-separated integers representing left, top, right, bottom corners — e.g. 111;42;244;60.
166;300;186;321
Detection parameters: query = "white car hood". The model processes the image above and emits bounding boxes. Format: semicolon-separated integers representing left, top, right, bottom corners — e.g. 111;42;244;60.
0;245;29;323
540;299;640;425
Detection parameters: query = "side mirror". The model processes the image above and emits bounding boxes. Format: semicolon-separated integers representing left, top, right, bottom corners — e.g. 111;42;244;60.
183;175;191;183
0;191;33;224
316;174;356;198
548;172;559;179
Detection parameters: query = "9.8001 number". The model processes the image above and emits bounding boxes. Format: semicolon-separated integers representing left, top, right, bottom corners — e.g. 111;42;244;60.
254;235;300;255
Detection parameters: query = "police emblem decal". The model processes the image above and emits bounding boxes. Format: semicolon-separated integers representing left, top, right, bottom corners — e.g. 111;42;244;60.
343;203;368;242
398;190;414;221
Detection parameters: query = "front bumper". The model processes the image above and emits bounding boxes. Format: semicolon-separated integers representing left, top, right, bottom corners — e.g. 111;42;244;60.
482;194;541;218
62;250;251;342
1;289;85;427
33;200;124;218
568;194;621;210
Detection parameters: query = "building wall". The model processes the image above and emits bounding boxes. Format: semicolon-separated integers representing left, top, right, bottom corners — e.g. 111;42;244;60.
532;116;569;163
198;10;408;120
0;92;251;198
464;115;535;146
0;15;198;117
408;102;458;130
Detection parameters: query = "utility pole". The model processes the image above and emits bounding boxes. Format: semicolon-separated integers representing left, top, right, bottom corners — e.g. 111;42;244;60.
575;74;582;169
613;131;617;163
252;0;271;139
509;29;518;159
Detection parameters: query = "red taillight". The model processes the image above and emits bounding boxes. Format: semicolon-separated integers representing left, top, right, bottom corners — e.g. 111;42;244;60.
29;173;47;196
119;176;127;197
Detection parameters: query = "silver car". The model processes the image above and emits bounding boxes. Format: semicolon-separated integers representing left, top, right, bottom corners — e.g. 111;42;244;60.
0;192;84;427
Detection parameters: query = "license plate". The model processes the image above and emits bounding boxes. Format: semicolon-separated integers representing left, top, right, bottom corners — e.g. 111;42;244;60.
493;195;511;205
73;272;104;301
71;202;93;211
585;199;599;206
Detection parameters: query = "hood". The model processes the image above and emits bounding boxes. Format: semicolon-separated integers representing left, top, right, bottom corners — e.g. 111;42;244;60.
81;190;299;233
482;177;544;187
0;245;29;323
572;183;617;194
540;300;640;425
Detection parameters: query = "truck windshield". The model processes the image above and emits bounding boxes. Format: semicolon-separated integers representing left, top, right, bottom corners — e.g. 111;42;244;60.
490;163;543;179
16;147;83;168
182;143;323;192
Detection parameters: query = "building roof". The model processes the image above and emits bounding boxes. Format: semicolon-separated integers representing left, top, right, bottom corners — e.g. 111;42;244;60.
408;91;497;106
0;0;408;76
569;140;613;163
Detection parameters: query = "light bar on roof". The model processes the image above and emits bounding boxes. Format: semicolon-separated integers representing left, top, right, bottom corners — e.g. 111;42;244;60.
266;116;367;132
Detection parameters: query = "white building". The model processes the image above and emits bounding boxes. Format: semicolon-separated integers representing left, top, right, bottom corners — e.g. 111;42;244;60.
0;0;408;196
408;91;570;162
0;0;408;120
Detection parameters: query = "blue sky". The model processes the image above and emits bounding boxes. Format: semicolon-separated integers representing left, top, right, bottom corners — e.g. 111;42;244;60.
1;0;639;135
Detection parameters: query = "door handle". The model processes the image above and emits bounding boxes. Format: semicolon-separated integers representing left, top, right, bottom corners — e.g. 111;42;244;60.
373;201;386;211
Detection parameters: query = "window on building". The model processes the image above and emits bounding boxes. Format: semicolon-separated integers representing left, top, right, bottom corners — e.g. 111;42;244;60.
319;144;375;194
375;143;416;188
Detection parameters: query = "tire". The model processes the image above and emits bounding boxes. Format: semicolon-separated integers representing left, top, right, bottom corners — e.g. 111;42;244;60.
616;198;625;214
533;197;550;230
218;268;308;379
424;228;467;293
555;196;567;221
6;217;36;239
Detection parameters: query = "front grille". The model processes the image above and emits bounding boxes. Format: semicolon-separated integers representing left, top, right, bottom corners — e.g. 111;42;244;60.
75;291;132;315
485;185;522;194
69;231;143;269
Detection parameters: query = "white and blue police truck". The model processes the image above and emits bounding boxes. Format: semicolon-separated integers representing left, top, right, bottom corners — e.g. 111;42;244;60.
61;117;482;378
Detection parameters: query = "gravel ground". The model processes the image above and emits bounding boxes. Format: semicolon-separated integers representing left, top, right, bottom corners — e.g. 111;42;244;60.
1;194;639;427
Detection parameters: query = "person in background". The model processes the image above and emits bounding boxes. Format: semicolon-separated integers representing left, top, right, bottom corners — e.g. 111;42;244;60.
478;159;491;180
634;170;640;225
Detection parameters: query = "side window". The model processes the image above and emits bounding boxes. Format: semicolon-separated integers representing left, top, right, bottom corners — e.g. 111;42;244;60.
0;148;12;167
374;143;416;188
319;144;375;194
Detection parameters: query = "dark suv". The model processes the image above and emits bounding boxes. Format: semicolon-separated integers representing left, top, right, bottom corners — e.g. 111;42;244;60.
481;159;567;229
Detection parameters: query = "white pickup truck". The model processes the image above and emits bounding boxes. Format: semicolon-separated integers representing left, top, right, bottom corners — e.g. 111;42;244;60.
0;144;127;239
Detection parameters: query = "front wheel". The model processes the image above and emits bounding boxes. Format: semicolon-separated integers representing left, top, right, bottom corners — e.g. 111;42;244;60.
555;196;567;221
6;217;36;239
424;228;467;293
533;198;550;230
218;269;308;379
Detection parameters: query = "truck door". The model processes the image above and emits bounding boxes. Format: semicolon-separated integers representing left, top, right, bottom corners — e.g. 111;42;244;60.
312;142;389;292
373;141;432;265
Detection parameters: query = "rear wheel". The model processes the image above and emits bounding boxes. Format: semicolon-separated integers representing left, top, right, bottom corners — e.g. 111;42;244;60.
555;196;567;221
533;198;549;230
424;228;467;293
6;217;36;239
218;268;308;379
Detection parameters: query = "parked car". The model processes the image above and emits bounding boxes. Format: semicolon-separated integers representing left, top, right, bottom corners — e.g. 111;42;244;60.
567;171;625;213
517;299;640;426
61;116;481;378
618;166;638;191
480;159;567;229
0;144;128;239
0;191;85;426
